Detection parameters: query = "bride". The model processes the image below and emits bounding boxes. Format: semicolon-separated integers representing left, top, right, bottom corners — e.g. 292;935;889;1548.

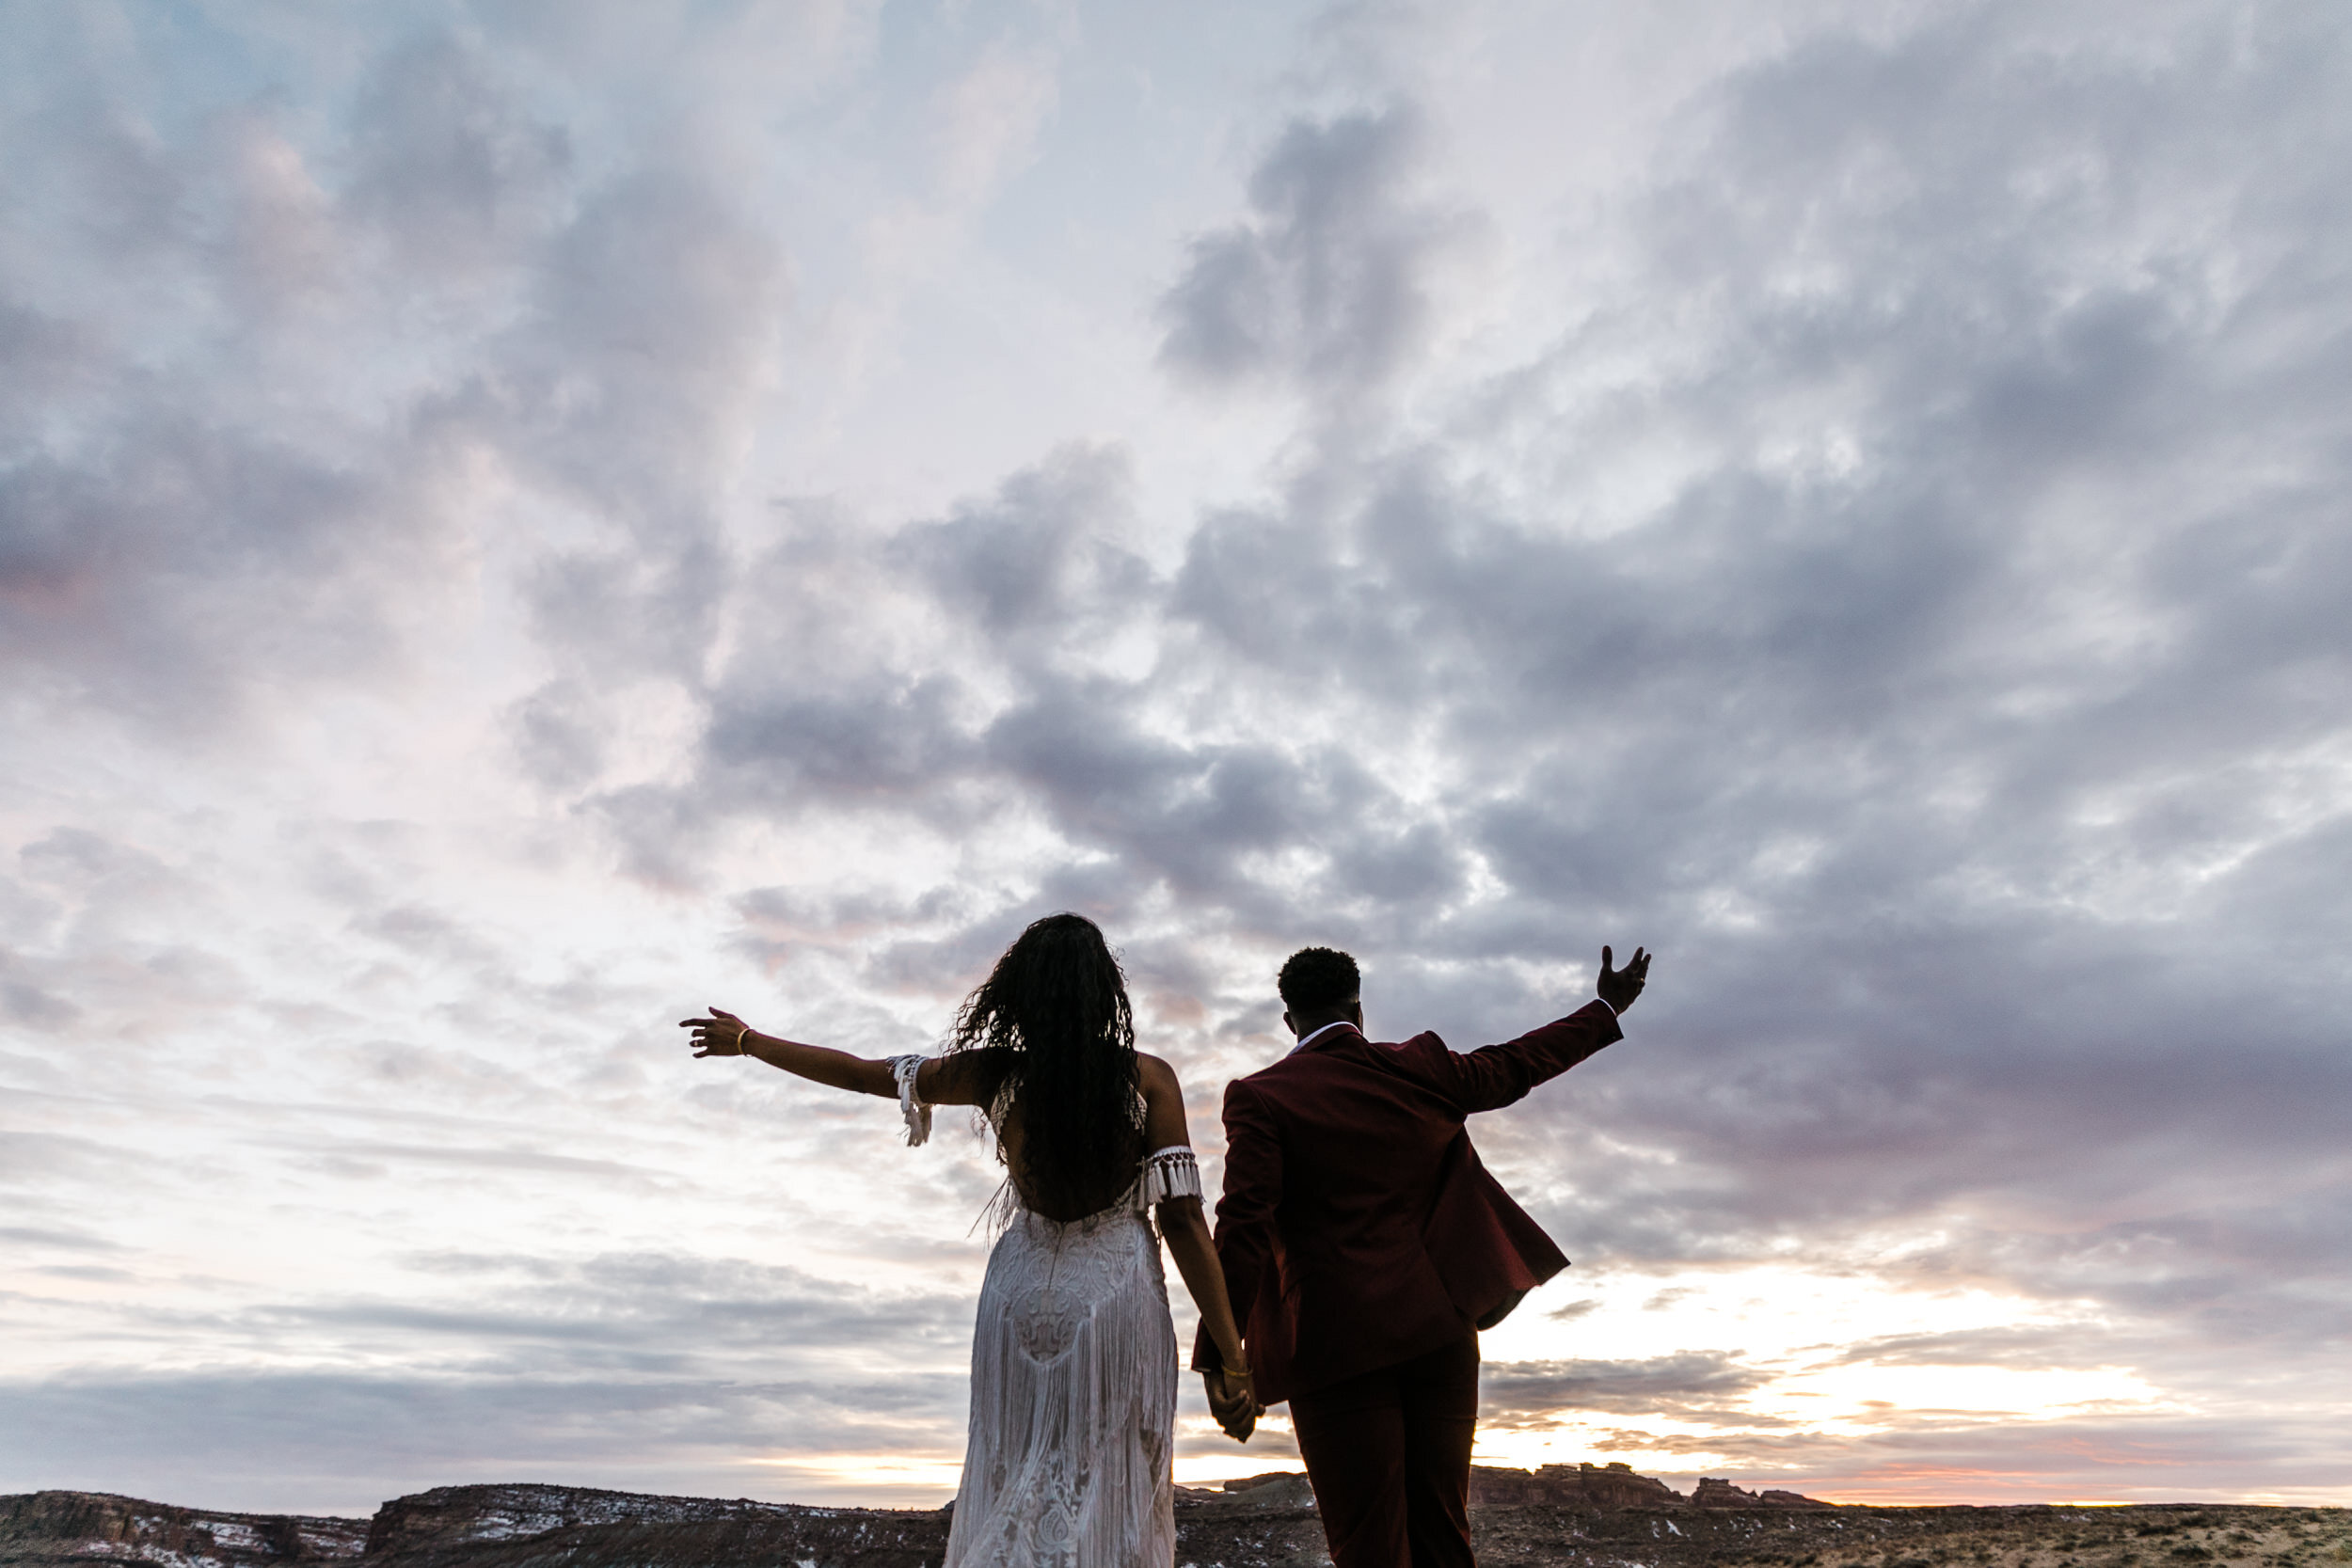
681;911;1258;1568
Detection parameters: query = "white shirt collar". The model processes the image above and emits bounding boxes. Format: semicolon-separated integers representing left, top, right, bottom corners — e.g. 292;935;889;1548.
1288;1020;1359;1055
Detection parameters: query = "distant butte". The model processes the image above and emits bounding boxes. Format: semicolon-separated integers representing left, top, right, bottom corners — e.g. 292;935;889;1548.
4;1476;2342;1568
1195;1463;1833;1511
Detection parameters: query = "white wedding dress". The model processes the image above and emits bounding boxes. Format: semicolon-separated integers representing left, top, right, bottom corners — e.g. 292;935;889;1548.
889;1056;1201;1568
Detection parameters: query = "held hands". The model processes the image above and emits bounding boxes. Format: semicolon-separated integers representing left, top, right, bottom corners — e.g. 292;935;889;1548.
680;1006;753;1057
1597;945;1651;1014
1202;1366;1262;1443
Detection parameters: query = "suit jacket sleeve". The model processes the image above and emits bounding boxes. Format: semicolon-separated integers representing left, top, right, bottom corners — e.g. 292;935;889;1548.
1192;1076;1281;1372
1435;999;1625;1114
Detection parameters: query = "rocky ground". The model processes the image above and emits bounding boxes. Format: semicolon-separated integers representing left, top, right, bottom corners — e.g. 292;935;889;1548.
5;1475;2344;1568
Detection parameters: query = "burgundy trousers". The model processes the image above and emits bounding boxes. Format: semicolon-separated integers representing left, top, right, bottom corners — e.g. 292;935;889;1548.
1287;1334;1481;1568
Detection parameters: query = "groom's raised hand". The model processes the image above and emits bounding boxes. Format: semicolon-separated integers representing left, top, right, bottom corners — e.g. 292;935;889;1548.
1597;945;1651;1014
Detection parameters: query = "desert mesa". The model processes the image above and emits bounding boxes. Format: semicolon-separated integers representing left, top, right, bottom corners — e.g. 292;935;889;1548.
6;1469;2344;1568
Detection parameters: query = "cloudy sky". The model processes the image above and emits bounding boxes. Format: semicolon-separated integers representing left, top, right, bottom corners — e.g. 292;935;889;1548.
5;0;2350;1521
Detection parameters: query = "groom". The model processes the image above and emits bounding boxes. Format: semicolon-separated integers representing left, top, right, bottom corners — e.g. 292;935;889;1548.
1196;943;1649;1568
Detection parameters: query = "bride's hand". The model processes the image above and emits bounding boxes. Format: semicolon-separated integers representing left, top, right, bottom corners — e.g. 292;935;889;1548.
680;1006;753;1057
1203;1368;1259;1441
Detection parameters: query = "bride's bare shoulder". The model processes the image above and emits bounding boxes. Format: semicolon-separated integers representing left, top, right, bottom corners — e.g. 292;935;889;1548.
1135;1054;1200;1148
1137;1052;1184;1093
922;1047;1016;1106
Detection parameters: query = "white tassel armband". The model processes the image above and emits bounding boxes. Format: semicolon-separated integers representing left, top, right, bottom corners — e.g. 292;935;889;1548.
886;1054;932;1147
1138;1146;1202;1208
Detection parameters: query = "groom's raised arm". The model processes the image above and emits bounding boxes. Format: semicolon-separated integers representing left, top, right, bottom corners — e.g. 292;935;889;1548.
1429;946;1646;1113
1434;1000;1625;1115
1191;1078;1281;1373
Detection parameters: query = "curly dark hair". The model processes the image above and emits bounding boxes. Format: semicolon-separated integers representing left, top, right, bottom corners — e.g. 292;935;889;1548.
946;911;1142;1216
1278;946;1359;1014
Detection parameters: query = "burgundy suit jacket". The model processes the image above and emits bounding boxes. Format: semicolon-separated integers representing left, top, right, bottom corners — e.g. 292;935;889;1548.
1190;1003;1622;1405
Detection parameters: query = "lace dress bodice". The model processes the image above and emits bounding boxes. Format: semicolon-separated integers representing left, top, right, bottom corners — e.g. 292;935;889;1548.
886;1054;1196;1568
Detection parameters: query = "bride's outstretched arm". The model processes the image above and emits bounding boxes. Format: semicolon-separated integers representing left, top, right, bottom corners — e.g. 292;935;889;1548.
679;1006;897;1097
680;1006;1004;1105
687;1010;1007;1109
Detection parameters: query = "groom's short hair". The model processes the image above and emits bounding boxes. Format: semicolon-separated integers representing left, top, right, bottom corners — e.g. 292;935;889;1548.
1279;947;1359;1013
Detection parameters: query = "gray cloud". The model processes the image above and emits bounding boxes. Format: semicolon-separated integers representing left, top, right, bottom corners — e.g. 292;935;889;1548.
1;956;79;1030
264;1141;678;1190
345;35;573;277
892;444;1147;639
0;414;424;728
1482;1352;1773;1423
0;17;780;749
212;1249;974;1371
0;1368;963;1517
0;1243;984;1508
1158;106;1441;392
0;1226;123;1252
